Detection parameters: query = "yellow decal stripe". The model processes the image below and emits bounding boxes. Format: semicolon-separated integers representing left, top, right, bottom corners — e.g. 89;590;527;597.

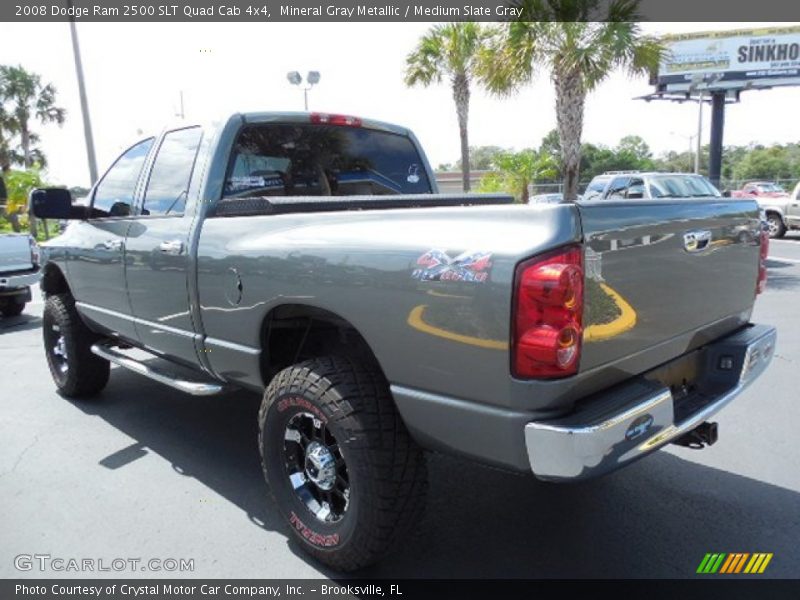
758;554;773;574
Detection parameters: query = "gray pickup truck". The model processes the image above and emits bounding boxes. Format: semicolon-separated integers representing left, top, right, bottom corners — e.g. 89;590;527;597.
33;112;776;571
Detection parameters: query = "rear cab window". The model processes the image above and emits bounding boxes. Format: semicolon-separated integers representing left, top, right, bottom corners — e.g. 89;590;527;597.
142;127;203;216
649;175;720;198
224;123;431;198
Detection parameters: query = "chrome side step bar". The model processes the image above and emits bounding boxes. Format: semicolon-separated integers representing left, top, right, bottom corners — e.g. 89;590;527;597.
91;343;231;396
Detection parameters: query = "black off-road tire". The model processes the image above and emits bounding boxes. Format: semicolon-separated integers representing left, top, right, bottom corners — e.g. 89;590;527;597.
259;356;427;571
0;298;25;317
42;293;110;398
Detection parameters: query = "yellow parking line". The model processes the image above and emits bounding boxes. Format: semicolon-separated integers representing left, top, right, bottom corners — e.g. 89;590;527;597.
584;283;637;342
407;305;508;350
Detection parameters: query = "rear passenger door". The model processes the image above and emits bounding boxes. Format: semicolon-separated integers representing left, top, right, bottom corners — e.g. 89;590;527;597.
124;126;203;364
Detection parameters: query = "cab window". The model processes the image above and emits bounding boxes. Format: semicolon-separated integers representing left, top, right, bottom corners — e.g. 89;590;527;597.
91;138;154;218
605;177;630;199
224;123;431;197
142;127;203;216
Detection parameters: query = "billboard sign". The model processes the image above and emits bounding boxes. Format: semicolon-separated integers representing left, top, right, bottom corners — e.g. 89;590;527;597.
656;25;800;93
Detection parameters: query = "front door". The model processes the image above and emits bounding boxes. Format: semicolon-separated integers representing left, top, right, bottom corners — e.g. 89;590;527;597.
786;186;800;227
69;138;154;342
124;126;203;365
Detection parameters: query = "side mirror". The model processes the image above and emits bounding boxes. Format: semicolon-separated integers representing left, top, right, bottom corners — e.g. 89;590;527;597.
30;188;86;220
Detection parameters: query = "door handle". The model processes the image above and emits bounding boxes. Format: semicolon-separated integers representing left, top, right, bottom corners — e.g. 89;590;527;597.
102;239;124;251
159;240;184;255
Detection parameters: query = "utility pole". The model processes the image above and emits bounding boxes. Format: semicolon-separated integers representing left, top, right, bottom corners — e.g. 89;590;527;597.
67;0;98;184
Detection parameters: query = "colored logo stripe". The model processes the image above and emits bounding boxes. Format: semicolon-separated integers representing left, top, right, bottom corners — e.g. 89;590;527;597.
697;553;726;573
720;553;749;573
744;553;774;574
698;553;773;574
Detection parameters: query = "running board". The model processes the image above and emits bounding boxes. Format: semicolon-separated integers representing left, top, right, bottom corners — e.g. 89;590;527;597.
90;343;231;396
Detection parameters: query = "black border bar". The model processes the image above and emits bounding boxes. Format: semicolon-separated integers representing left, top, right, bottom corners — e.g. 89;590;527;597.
3;0;800;22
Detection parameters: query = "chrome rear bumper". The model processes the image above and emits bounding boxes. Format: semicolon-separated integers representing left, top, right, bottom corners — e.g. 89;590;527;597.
525;324;776;481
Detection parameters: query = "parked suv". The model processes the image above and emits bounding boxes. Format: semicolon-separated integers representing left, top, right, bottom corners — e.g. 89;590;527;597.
583;171;721;201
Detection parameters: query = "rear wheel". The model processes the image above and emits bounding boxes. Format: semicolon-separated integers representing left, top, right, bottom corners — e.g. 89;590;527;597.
259;356;427;571
0;298;25;317
42;294;110;398
766;213;786;239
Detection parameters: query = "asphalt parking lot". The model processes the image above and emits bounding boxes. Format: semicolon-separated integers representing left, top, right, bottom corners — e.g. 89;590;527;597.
1;236;799;579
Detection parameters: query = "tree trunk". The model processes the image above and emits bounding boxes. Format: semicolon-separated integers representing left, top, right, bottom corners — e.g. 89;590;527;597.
21;123;31;168
521;180;530;204
452;72;471;192
20;121;40;238
554;67;586;202
0;165;20;233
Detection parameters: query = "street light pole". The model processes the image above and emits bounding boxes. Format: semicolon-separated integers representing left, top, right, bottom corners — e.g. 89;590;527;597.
287;70;321;111
66;0;98;184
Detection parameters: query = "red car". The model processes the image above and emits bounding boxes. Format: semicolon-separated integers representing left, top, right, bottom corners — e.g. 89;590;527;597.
731;181;789;199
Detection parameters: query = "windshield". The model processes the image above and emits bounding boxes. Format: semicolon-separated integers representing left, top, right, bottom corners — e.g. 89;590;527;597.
586;179;608;193
224;123;431;198
649;175;721;198
755;183;785;193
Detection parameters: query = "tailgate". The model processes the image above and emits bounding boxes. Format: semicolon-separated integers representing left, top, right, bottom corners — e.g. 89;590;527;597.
577;199;761;372
0;234;33;274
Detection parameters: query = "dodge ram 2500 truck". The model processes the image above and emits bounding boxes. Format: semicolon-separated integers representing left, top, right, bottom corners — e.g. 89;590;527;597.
33;112;776;571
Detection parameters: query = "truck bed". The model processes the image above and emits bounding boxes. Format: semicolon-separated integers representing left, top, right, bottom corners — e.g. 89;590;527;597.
212;193;514;217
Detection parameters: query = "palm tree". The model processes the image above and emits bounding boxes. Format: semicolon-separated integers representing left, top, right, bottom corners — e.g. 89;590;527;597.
480;149;558;203
478;2;665;200
405;22;485;192
0;65;66;168
0;65;65;237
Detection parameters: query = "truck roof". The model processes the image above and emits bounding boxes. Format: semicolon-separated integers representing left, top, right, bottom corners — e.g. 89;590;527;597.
148;111;414;147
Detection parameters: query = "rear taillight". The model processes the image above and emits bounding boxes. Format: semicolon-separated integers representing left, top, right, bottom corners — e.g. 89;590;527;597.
757;225;769;295
310;113;362;127
513;245;584;379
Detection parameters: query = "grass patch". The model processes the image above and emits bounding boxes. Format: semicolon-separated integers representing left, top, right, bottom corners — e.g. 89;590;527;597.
584;279;622;327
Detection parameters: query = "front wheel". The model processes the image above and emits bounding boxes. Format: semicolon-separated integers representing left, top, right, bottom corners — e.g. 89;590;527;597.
43;294;110;398
766;213;787;239
259;356;427;571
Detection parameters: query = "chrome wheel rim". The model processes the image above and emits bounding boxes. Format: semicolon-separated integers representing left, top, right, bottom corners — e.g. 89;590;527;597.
283;411;349;523
767;217;780;237
50;326;69;374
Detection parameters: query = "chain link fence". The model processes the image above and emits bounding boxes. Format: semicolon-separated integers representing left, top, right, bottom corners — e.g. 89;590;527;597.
437;173;800;198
